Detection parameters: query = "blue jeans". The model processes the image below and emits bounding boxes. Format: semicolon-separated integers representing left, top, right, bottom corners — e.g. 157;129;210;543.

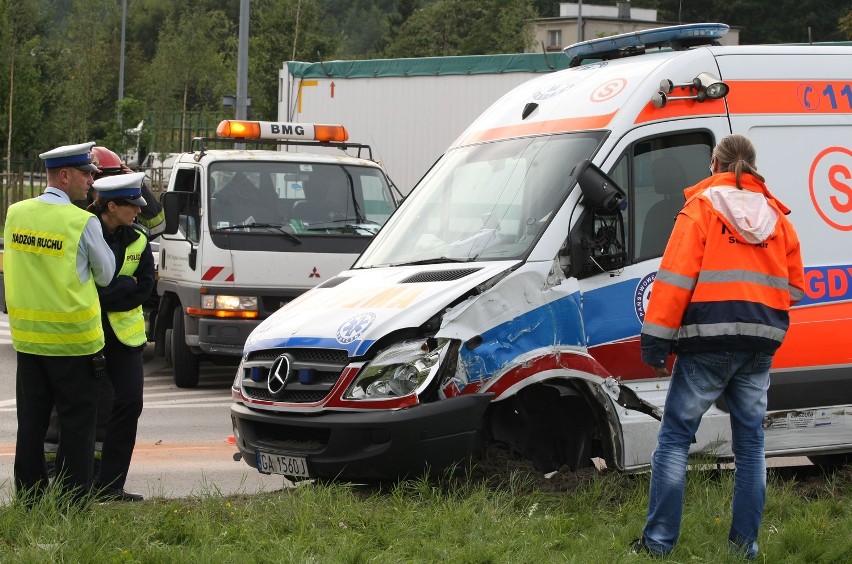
643;350;772;559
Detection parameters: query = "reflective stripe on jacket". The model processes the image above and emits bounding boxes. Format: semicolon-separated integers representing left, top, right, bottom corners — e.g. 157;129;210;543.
640;172;805;367
4;200;104;355
106;231;148;346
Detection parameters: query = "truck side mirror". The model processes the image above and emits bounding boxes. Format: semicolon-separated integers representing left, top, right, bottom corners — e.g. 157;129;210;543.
161;191;183;235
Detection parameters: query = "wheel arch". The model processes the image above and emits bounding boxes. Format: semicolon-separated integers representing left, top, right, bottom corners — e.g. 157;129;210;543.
483;371;624;472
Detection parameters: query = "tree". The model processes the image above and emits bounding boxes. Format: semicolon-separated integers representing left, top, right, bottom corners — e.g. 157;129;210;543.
655;0;849;44
40;0;120;145
143;7;233;151
337;1;389;58
840;9;852;40
383;0;537;58
0;0;46;168
248;0;340;121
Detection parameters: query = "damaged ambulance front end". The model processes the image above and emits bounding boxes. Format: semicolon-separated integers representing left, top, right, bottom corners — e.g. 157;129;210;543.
230;127;642;481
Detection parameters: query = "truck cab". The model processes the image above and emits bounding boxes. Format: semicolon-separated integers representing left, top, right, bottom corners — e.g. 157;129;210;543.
231;25;852;480
155;120;398;387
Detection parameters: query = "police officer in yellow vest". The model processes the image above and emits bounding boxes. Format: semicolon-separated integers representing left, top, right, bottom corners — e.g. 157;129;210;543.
6;142;116;504
87;172;155;501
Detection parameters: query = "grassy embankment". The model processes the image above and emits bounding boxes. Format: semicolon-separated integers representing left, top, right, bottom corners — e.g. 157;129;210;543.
0;462;849;563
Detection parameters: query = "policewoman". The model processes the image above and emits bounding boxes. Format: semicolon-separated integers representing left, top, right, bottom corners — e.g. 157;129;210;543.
90;146;166;237
6;142;115;504
88;172;155;501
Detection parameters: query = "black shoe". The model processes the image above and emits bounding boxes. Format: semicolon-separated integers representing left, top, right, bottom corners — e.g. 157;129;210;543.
630;537;661;557
96;487;144;502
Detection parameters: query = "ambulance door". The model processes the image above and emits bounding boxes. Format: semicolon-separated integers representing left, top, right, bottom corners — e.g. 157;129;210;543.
576;119;729;381
717;51;852;426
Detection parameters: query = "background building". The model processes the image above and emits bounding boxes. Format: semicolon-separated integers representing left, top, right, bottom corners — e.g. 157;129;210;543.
530;1;741;53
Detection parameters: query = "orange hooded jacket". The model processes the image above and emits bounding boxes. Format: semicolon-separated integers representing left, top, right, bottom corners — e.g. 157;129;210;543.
640;172;805;368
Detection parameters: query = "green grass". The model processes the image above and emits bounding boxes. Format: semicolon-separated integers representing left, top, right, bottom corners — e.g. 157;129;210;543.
0;464;849;563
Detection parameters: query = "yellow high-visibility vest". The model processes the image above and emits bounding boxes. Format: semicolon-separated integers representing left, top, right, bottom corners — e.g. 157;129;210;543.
4;200;104;355
106;229;148;347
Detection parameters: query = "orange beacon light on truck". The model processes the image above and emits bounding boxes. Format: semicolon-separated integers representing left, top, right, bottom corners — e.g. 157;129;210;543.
216;120;349;143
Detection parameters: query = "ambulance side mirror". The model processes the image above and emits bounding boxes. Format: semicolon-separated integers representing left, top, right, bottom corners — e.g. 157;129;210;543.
564;161;627;279
572;160;625;213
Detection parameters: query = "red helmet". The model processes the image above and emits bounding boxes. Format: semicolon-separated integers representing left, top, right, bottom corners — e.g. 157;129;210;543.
91;146;123;177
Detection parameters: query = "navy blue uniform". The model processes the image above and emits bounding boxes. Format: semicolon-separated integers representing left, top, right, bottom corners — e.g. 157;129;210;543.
95;223;155;491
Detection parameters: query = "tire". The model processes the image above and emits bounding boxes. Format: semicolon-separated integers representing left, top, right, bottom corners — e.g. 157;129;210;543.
172;308;200;388
808;452;852;472
487;385;595;473
163;328;173;367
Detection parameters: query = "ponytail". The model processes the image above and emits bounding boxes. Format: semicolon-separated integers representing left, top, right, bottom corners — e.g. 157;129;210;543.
712;134;765;189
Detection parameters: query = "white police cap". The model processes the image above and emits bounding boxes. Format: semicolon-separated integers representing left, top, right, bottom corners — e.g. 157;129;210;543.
39;141;98;171
92;171;147;206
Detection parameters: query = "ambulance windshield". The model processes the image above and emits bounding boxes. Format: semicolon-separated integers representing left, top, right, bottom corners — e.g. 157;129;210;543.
355;132;604;267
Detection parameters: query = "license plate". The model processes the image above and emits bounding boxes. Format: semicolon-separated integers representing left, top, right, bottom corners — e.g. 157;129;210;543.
256;450;310;478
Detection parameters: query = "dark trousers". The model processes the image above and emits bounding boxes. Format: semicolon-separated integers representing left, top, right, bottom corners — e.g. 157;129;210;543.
95;335;144;490
15;352;99;502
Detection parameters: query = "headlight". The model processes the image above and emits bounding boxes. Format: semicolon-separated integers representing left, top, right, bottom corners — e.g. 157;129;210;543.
201;294;257;311
344;339;449;400
189;294;259;318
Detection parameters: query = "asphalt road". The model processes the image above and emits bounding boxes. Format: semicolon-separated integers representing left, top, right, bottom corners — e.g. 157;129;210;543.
0;313;287;502
0;314;813;502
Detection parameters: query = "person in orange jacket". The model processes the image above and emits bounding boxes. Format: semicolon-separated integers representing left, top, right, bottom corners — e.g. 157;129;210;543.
632;134;805;560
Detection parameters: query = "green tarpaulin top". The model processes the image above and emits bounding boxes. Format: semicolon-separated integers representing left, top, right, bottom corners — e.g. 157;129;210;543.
287;53;571;79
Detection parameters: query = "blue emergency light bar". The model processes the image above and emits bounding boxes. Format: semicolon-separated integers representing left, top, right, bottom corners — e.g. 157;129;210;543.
564;23;730;67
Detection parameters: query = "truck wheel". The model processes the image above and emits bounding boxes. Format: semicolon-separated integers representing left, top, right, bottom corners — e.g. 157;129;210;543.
163;328;173;367
172;308;200;388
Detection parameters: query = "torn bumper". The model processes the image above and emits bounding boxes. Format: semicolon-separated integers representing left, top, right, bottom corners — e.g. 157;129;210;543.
231;393;494;481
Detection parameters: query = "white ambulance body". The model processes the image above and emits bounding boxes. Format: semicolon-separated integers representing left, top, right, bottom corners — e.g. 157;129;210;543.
155;121;398;387
230;25;852;480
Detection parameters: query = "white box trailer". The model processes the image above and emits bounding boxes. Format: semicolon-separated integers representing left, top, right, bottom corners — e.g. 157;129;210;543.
279;54;571;195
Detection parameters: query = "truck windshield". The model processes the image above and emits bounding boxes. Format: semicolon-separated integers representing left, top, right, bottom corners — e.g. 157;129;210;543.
208;162;395;236
355;132;604;267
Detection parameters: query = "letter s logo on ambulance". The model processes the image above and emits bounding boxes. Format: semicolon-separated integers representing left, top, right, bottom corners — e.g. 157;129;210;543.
809;147;852;231
590;78;627;103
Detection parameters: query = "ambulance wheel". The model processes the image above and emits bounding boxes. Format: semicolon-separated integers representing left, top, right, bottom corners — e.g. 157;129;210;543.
808;452;852;472
172;308;200;388
487;384;594;473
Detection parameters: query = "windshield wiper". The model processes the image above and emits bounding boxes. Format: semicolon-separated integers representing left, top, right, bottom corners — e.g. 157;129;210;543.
216;223;301;244
390;256;474;267
311;218;382;226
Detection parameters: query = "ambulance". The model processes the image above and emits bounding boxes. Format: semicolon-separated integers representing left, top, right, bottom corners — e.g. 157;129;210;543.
155;121;398;387
230;24;852;480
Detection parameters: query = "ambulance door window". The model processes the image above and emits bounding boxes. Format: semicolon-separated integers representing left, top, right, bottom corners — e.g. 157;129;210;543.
631;131;713;260
607;154;630;253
